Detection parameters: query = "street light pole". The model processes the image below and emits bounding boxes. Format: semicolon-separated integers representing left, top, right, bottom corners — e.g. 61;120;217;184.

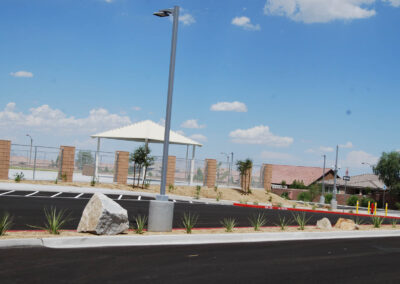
26;134;33;166
221;152;230;186
319;154;326;204
155;6;180;201
148;6;180;233
331;145;339;209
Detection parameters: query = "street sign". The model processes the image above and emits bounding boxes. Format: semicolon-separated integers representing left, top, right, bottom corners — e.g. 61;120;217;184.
343;176;350;181
383;185;387;190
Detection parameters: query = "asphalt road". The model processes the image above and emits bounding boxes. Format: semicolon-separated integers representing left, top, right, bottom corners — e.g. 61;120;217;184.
0;194;391;230
1;237;399;283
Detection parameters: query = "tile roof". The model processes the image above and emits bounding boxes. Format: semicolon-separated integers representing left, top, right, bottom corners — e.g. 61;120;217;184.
324;174;385;190
270;164;333;186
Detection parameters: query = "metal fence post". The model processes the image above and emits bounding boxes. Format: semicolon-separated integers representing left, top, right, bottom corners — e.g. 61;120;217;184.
58;148;64;180
33;146;37;180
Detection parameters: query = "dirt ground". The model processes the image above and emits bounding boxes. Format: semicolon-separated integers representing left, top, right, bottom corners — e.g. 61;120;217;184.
2;179;299;208
1;224;399;239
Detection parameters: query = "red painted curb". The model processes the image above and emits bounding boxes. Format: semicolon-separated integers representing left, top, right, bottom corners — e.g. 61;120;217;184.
233;203;400;219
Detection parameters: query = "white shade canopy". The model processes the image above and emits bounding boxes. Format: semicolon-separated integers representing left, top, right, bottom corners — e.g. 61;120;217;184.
91;120;202;147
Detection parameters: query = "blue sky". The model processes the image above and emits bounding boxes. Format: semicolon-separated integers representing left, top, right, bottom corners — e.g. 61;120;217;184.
1;0;399;175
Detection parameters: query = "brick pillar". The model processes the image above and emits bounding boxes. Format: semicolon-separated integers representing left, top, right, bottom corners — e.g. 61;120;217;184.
203;159;217;188
263;164;273;191
58;146;75;182
113;151;129;184
0;140;11;180
166;156;176;187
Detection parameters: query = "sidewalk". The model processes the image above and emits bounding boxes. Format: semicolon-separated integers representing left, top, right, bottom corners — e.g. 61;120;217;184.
1;230;400;249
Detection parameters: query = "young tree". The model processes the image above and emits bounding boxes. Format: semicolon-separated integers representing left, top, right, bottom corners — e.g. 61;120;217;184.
129;145;154;188
75;151;94;170
374;151;400;195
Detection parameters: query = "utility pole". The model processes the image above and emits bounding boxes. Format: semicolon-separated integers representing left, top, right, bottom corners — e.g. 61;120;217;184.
331;145;339;210
319;154;326;204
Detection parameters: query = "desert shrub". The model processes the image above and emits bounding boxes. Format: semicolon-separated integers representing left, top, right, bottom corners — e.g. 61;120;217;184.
346;195;359;206
14;172;24;183
30;207;71;234
324;193;333;204
371;216;384;228
133;215;147;234
395;202;400;210
194;186;201;199
249;213;267;231
281;192;290;200
221;218;236;232
293;212;311;230
0;212;13;236
290;180;307;189
298;191;312;202
216;192;223;202
182;212;199;234
361;197;375;208
276;215;290;230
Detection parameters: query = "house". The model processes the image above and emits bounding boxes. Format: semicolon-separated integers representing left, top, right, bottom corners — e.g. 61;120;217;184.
323;174;385;195
262;164;336;190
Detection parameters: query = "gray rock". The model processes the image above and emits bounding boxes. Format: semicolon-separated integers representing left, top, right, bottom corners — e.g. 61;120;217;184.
77;193;129;235
316;217;332;230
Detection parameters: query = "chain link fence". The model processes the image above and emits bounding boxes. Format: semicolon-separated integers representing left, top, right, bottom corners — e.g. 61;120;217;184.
8;143;265;189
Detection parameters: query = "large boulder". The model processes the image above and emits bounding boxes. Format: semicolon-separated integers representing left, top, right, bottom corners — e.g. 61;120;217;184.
316;218;332;230
335;218;356;230
77;193;129;235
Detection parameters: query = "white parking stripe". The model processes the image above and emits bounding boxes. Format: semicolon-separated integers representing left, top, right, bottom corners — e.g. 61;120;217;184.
26;191;39;197
173;200;176;203
75;193;84;198
51;192;62;198
118;195;122;200
138;196;141;201
189;200;193;203
0;190;14;196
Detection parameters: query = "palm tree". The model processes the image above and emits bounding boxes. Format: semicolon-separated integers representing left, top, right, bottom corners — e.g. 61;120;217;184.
236;158;253;194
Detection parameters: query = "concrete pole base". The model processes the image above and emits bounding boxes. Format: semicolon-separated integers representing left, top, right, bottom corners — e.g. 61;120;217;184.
319;196;325;204
331;199;338;210
148;200;174;232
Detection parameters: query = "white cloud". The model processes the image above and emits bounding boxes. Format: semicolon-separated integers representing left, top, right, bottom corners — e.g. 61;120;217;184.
306;145;334;154
10;71;34;78
231;16;261;31
229;125;293;147
210;101;248;112
132;106;141;111
104;0;113;3
343;150;378;168
190;134;207;142
179;13;196;25
180;119;205;129
383;0;400;7
264;0;377;23
319;146;334;152
261;150;295;162
0;102;131;135
339;141;353;148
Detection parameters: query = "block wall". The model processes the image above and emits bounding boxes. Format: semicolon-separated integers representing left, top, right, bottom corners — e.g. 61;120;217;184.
166;156;176;187
263;164;273;191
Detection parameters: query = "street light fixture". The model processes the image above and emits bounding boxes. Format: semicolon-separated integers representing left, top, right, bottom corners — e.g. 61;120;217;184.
319;154;326;204
331;145;339;209
148;6;180;232
26;134;33;166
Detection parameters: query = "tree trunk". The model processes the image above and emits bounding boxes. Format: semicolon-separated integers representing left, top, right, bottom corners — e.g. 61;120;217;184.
132;162;136;188
137;165;142;187
142;166;148;188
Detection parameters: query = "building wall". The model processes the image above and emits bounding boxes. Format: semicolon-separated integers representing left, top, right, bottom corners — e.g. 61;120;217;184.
0;140;11;180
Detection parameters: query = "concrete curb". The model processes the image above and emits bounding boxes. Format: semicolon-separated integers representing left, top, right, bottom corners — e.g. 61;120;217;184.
2;230;400;249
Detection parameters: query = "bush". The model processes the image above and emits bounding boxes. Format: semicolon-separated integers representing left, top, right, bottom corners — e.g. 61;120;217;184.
346;195;359;206
281;192;290;200
371;216;384;228
29;207;71;234
361;197;375;208
220;218;236;232
133;215;147;234
297;191;312;202
249;213;267;231
395;202;400;210
324;193;333;204
290;180;307;189
14;172;24;183
293;212;311;230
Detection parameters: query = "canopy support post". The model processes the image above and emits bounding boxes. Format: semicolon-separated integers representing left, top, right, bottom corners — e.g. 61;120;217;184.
94;137;101;182
185;145;189;183
189;145;196;185
142;139;149;185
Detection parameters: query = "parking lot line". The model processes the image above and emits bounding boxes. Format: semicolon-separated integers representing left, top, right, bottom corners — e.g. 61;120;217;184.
75;193;84;198
118;195;122;200
138;196;141;201
51;192;62;198
25;191;38;197
0;190;14;196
